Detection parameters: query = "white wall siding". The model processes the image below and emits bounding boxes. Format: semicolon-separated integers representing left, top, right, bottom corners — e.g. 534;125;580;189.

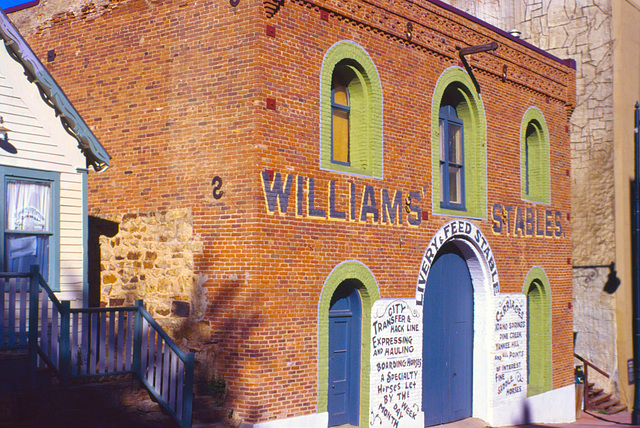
0;42;88;304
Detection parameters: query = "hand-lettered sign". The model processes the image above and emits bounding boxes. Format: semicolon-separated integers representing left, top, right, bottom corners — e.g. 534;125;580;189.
370;299;423;428
493;294;528;403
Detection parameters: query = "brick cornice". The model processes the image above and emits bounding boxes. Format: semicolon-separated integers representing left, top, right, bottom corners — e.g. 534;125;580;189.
266;0;575;107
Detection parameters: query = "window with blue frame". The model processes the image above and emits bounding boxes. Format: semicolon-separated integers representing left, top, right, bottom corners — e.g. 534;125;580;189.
439;105;465;210
1;166;59;289
320;42;383;178
432;70;486;219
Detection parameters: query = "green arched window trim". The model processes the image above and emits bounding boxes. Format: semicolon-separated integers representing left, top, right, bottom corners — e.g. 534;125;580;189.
320;41;383;178
317;261;380;426
523;266;552;396
431;67;487;219
520;107;551;204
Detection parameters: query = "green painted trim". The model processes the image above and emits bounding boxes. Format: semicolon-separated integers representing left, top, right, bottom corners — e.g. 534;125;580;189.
318;261;380;427
520;107;551;203
523;266;552;396
431;67;487;219
320;41;383;178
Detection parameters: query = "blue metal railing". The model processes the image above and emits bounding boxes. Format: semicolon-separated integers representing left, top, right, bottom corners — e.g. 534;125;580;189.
0;266;194;428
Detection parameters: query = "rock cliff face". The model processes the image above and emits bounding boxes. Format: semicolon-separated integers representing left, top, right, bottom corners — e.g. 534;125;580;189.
573;266;618;394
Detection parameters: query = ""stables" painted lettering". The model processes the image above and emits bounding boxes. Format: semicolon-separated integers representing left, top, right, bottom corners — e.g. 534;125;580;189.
492;203;562;238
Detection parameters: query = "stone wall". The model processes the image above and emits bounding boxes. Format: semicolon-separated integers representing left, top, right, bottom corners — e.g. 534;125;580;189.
573;267;618;395
98;208;217;376
518;1;615;266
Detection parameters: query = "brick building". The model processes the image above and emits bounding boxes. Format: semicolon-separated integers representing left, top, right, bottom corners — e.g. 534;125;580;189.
6;0;576;426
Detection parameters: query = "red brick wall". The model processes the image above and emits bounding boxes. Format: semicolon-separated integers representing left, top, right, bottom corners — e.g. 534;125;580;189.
17;0;575;422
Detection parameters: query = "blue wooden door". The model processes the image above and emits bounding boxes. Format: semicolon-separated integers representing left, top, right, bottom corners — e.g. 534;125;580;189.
422;244;473;425
328;282;361;426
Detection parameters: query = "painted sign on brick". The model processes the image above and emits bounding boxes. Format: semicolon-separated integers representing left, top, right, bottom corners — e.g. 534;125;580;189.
416;219;500;305
370;299;423;428
494;294;528;403
492;203;563;238
260;171;423;227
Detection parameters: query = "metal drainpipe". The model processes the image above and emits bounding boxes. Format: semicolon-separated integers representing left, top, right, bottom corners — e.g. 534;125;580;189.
633;102;640;425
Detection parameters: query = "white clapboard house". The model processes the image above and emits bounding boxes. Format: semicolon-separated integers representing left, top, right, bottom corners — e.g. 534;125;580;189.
0;12;194;428
0;9;110;306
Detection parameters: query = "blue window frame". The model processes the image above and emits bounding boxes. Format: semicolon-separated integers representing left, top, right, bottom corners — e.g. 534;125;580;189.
331;72;351;165
0;166;59;290
439;105;465;210
525;132;530;196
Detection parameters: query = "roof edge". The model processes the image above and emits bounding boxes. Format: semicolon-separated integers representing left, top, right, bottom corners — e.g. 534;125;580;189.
0;9;111;171
428;0;576;70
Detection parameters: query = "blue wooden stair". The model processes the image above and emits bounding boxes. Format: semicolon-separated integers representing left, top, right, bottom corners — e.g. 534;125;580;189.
0;267;195;428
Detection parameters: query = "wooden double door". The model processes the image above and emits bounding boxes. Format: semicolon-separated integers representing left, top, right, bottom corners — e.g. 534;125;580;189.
422;243;474;426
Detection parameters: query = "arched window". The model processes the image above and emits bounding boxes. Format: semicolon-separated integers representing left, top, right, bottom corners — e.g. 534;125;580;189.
520;108;550;203
331;70;351;165
432;68;486;218
321;42;383;178
523;267;552;396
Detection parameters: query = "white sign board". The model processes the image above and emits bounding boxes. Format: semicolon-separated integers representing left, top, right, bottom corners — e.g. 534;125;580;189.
369;299;423;428
493;293;528;403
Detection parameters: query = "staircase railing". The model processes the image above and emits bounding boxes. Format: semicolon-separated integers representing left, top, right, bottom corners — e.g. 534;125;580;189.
0;266;194;428
574;352;610;411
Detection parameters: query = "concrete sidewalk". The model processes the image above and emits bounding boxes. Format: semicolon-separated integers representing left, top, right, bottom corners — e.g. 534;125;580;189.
441;411;638;428
507;410;639;427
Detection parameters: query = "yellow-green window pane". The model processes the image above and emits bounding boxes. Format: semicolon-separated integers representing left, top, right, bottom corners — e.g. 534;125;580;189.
332;109;350;163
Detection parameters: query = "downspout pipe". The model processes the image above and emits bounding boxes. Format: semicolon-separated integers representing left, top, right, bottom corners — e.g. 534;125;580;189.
633;102;640;425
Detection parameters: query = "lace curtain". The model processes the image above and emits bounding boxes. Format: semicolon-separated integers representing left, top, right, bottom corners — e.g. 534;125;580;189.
5;180;51;280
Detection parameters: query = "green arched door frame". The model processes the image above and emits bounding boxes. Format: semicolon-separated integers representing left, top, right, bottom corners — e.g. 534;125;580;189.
318;261;380;426
522;266;552;396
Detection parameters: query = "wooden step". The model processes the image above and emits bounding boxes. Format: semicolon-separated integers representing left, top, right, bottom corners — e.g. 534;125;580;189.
605;403;628;415
592;393;611;405
588;387;604;396
596;398;620;411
